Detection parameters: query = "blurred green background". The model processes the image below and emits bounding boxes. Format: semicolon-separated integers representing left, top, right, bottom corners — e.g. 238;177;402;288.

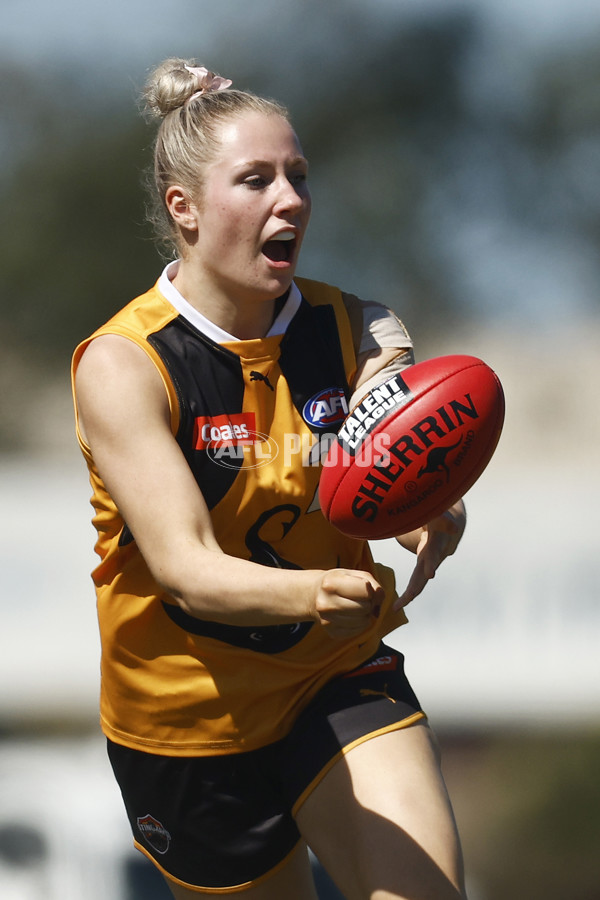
1;1;599;898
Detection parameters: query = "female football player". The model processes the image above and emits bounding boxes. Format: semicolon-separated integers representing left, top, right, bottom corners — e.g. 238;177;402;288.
72;58;467;900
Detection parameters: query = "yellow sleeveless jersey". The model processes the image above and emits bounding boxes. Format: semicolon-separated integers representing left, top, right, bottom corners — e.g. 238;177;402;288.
72;271;408;756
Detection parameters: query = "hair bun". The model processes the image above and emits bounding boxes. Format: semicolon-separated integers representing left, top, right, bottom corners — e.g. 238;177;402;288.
141;55;288;257
143;57;202;119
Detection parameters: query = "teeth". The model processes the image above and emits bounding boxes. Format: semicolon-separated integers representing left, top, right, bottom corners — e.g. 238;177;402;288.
275;231;295;241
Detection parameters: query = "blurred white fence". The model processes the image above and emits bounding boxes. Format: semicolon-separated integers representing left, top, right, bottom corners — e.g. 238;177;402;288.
1;410;598;900
1;452;598;729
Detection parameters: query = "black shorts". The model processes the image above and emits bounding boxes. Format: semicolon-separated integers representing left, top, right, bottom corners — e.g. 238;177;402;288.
107;642;424;893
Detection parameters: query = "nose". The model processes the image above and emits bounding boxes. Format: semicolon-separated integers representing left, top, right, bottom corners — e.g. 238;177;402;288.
273;176;310;217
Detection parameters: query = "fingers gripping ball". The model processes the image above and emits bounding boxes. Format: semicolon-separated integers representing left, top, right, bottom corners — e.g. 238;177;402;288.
318;355;505;540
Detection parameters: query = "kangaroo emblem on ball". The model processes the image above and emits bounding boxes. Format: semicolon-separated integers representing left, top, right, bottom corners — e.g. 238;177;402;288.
417;436;463;483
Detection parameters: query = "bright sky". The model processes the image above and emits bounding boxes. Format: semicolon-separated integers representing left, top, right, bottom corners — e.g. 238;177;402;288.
2;0;600;66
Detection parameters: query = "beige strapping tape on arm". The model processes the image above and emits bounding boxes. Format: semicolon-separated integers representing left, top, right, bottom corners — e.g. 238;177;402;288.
349;349;414;408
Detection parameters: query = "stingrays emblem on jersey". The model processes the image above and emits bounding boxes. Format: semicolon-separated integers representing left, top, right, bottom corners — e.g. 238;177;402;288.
302;387;348;428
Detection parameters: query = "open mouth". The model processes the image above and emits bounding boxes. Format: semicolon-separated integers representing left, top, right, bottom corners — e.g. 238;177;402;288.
262;231;296;264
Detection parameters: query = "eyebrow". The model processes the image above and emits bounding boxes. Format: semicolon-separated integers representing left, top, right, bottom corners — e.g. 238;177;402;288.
235;156;309;170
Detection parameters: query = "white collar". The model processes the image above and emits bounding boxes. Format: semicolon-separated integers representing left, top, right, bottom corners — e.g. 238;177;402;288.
158;260;302;343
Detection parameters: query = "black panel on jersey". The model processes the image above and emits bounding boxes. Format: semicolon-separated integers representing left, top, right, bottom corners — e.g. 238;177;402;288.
245;505;303;568
149;301;350;510
279;298;350;435
148;317;245;510
161;502;315;654
161;603;313;654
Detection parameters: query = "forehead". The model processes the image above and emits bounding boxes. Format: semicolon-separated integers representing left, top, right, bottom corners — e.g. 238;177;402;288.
213;111;305;165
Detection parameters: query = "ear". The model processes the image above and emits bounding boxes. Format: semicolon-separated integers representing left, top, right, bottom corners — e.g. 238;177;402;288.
165;185;199;232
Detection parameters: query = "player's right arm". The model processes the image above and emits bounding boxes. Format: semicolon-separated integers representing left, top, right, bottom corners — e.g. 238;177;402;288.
75;335;381;638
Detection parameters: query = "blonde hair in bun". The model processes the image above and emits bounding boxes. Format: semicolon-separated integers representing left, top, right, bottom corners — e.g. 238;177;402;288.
142;57;290;255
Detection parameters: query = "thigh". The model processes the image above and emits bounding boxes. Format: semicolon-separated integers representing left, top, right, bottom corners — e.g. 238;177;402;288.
166;841;318;900
107;740;303;893
295;721;467;900
279;642;425;816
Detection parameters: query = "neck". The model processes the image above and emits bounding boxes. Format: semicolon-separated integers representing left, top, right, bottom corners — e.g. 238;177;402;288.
171;260;282;340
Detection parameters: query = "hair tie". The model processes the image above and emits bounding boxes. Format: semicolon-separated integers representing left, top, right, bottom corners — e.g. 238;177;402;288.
184;65;233;103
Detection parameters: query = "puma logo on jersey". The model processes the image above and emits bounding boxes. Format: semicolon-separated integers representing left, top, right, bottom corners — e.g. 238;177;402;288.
250;370;274;391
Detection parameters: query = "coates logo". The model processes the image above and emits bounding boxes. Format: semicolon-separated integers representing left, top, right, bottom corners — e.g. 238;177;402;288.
194;413;256;450
137;814;171;855
208;429;279;470
194;413;279;470
302;388;348;428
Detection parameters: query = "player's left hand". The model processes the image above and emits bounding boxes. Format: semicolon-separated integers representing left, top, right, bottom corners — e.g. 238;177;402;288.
393;500;466;609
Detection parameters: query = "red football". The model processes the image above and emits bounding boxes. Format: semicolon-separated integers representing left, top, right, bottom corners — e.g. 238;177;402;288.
319;355;505;540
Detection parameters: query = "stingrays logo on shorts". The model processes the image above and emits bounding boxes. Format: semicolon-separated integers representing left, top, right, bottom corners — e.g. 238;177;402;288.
302;387;348;428
137;814;171;854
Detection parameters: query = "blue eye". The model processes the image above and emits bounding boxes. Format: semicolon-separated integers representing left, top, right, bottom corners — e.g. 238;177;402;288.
245;176;268;189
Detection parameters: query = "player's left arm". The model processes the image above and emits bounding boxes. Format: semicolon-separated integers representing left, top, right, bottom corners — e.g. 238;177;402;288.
393;500;466;609
342;292;467;606
343;292;414;406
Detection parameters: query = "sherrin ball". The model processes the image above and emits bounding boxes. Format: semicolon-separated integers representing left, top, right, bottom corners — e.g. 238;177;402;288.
318;355;505;540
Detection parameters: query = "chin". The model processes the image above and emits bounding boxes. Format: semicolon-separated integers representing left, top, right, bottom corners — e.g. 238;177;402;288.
261;271;296;299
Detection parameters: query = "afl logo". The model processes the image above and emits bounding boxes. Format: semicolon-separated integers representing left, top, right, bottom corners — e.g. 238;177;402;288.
303;388;349;428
